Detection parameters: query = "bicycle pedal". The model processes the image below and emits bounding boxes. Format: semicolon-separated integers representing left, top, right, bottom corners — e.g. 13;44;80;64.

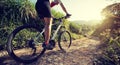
49;40;56;47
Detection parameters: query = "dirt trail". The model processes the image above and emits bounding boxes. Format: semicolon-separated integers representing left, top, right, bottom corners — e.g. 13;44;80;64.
0;37;102;65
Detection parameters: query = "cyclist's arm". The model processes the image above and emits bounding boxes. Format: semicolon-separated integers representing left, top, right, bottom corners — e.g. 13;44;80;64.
50;0;69;14
59;2;69;14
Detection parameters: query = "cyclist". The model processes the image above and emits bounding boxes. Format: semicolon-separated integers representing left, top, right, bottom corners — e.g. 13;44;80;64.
35;0;71;50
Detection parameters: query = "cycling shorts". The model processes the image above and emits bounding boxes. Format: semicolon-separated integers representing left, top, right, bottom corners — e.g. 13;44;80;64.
35;0;52;19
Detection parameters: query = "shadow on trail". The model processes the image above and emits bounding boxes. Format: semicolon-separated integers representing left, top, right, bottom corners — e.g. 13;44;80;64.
0;48;96;65
0;50;67;65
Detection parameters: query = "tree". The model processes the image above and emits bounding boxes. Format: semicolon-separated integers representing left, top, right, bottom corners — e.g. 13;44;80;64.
93;3;120;37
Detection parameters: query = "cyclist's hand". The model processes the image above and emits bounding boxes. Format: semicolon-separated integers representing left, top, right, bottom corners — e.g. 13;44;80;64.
65;14;71;18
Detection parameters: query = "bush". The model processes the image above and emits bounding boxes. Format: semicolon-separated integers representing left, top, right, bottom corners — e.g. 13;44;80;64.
94;28;120;65
0;0;37;49
69;22;81;34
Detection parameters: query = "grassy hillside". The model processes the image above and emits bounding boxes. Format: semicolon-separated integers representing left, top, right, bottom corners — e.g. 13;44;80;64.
71;20;102;26
94;3;120;65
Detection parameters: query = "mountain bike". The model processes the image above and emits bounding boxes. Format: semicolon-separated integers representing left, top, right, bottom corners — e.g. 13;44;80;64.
6;15;72;63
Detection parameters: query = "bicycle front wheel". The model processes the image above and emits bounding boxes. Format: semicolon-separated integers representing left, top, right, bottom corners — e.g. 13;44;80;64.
7;25;46;63
58;31;72;52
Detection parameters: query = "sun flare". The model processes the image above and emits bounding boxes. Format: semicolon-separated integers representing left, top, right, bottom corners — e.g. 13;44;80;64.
68;0;112;21
53;0;115;21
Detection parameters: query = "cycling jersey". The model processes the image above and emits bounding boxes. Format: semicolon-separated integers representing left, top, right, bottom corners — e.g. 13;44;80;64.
53;0;62;4
51;0;62;7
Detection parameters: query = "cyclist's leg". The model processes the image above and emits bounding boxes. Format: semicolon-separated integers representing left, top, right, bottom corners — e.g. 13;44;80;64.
44;17;52;45
43;18;55;50
35;0;54;49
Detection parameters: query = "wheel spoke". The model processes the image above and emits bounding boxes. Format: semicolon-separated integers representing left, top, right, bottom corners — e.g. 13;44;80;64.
7;25;45;63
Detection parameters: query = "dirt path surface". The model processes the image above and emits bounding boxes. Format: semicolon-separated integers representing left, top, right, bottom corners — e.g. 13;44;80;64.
0;37;102;65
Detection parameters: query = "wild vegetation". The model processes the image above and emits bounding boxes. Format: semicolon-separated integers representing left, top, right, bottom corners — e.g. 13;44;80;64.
69;22;96;39
0;0;37;50
93;3;120;65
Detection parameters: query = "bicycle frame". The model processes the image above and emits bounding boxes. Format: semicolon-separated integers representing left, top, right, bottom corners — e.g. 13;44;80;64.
51;19;63;40
34;18;64;45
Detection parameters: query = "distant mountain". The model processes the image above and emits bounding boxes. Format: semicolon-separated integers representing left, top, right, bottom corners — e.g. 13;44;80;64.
71;20;102;26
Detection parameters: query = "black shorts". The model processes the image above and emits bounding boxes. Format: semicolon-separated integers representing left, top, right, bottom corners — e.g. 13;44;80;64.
35;0;52;19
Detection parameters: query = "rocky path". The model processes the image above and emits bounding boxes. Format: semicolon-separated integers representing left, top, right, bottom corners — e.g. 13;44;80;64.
0;37;101;65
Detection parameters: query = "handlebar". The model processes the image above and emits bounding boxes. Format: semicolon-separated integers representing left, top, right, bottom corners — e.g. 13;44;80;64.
53;14;71;21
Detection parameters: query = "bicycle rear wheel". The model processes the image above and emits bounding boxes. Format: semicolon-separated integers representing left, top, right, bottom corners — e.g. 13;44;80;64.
7;25;46;63
58;31;72;52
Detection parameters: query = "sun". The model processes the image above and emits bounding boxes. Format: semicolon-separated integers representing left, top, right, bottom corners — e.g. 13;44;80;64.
69;0;114;21
69;0;109;21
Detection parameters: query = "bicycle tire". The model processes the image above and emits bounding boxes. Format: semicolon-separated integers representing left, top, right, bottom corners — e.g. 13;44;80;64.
7;25;46;63
58;31;72;52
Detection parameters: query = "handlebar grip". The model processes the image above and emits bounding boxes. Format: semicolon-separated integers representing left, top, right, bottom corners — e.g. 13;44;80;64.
65;14;71;18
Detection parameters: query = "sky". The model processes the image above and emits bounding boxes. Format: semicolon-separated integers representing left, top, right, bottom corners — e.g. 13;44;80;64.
31;0;120;21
